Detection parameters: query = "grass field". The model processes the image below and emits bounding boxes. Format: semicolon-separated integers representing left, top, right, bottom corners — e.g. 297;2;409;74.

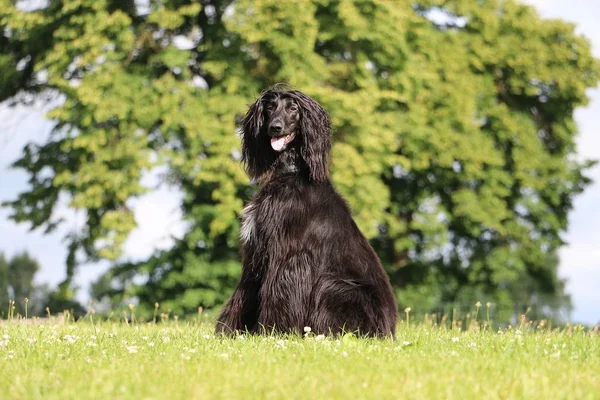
1;314;599;399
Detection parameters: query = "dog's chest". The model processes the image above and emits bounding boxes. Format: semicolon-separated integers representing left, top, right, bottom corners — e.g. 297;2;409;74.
240;203;257;245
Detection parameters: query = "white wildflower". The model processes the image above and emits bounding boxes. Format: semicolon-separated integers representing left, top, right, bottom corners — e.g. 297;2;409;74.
63;335;77;344
303;326;311;333
126;346;139;354
452;337;460;343
219;353;229;359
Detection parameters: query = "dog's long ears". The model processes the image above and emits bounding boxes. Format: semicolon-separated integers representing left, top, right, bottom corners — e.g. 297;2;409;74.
240;93;274;180
293;91;331;182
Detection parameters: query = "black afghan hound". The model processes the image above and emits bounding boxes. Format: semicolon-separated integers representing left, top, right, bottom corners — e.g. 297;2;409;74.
216;87;397;337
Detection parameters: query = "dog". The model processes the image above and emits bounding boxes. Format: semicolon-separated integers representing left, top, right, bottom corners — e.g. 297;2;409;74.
216;87;397;337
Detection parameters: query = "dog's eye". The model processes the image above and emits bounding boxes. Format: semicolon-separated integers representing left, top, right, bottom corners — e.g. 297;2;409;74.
266;103;276;112
289;103;298;112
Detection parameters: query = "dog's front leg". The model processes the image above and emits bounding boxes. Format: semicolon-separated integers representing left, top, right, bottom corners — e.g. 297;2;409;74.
215;273;260;335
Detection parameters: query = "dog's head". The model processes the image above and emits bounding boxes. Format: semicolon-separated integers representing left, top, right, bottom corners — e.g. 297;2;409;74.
240;87;331;182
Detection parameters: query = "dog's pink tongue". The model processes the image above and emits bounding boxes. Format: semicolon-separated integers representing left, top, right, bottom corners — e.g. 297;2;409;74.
271;137;286;152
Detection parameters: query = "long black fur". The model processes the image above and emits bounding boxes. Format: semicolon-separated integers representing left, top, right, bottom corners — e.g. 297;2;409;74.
216;87;398;337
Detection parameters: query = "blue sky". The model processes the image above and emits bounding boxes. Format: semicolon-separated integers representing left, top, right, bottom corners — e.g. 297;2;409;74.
0;1;599;324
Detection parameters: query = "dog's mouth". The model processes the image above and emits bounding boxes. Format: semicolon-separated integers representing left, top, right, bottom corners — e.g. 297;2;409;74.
270;133;295;152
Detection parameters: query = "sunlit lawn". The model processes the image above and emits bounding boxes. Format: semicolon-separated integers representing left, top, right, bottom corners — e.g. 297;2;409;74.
1;315;599;399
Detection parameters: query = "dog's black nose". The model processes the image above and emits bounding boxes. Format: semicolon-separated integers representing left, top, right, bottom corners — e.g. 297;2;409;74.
269;121;283;134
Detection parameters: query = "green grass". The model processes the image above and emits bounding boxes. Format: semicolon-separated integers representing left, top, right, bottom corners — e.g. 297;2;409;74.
0;316;599;399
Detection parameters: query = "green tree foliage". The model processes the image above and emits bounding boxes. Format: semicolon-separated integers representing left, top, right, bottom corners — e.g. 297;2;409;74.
0;253;9;311
1;0;598;319
6;251;39;302
0;251;39;316
0;250;84;317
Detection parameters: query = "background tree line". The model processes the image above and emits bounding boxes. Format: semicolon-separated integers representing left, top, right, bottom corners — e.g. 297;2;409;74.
0;251;84;317
1;0;598;322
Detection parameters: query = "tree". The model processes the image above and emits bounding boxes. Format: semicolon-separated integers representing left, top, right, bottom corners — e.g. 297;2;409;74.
1;0;598;320
0;253;9;314
0;251;40;316
0;250;85;318
6;251;39;302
